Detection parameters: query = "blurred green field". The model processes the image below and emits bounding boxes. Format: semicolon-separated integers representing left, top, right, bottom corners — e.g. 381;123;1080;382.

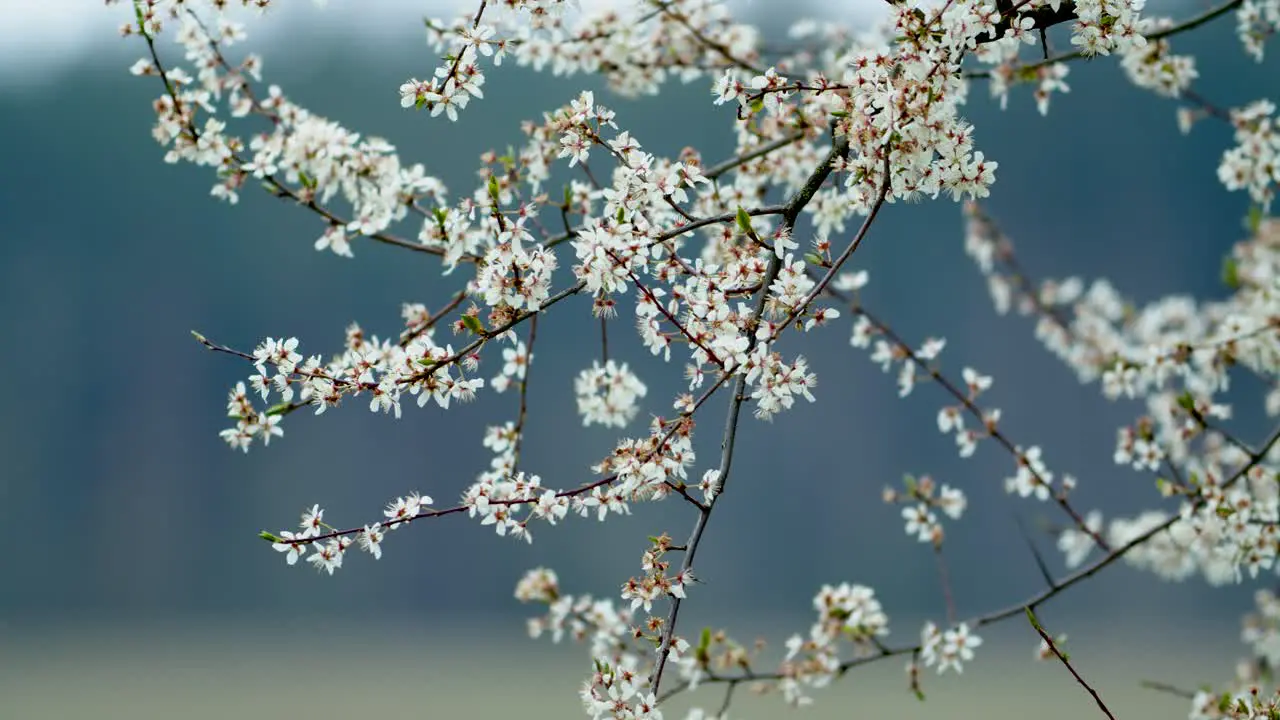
0;618;1236;719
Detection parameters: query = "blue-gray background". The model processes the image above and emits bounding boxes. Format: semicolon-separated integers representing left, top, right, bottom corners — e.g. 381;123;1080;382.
2;2;1276;718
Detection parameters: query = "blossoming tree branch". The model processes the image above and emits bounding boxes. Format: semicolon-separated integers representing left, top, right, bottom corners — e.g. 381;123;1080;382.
114;0;1280;717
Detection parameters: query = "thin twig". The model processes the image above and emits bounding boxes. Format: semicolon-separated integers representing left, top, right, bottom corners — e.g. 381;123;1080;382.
600;315;610;363
935;545;958;626
511;314;538;472
703;132;807;181
1139;679;1197;700
1026;607;1117;720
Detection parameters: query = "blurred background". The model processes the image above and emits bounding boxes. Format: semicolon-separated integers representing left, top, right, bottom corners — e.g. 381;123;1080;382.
2;0;1276;717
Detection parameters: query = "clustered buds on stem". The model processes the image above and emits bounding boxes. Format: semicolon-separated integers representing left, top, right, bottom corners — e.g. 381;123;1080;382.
115;0;1280;717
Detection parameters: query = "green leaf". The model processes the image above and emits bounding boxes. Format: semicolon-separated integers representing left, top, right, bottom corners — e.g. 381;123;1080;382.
749;98;764;114
803;252;825;267
1247;204;1264;234
132;0;148;33
696;627;712;664
1155;477;1172;497
259;531;281;543
265;402;292;416
1016;65;1040;83
1175;391;1195;412
735;206;753;234
461;315;486;335
1222;256;1240;290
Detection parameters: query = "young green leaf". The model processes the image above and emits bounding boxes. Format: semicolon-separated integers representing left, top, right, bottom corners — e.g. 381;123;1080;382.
462;314;486;335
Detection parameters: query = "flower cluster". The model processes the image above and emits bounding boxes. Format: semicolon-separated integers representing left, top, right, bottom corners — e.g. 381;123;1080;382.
589;416;697;502
936;367;996;458
217;327;487;451
1005;445;1058;501
575;360;649;428
859;331;946;400
619;535;695;614
490;339;529;393
1119;18;1198;98
1188;588;1280;719
1237;0;1280;62
918;621;984;675
476;221;558;312
1218;100;1280;211
269;495;431;574
884;474;968;545
1057;509;1105;568
779;583;891;706
743;344;818;420
516;568;700;720
1070;0;1149;57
